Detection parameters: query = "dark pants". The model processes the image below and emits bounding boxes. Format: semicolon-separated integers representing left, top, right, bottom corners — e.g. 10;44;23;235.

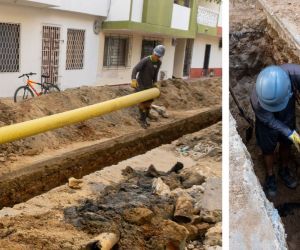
255;119;293;155
138;99;153;112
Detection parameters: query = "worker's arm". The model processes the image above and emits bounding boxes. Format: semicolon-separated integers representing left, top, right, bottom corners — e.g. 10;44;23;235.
254;107;292;137
131;58;147;80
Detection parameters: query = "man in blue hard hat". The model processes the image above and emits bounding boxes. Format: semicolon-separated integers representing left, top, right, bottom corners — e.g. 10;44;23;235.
251;64;300;197
131;45;165;128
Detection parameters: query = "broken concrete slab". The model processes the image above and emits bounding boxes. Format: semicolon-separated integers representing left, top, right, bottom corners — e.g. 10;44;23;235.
229;114;287;250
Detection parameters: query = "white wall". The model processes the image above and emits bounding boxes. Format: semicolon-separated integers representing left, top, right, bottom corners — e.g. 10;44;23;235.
218;2;222;27
160;38;175;79
0;0;60;7
131;0;143;23
0;0;109;16
28;0;61;6
96;34;174;85
171;4;190;31
191;35;222;68
106;0;131;21
0;3;100;97
53;0;109;16
173;39;186;78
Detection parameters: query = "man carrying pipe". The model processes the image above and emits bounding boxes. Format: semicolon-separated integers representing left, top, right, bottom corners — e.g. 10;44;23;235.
131;44;165;128
251;64;300;197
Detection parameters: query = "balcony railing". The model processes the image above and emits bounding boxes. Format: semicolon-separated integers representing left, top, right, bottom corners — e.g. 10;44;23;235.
197;6;219;27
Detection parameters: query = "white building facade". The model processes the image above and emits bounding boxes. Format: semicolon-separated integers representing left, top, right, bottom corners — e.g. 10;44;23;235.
0;0;222;97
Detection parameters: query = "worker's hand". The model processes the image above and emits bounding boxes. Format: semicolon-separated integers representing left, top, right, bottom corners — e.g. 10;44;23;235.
153;82;160;89
131;79;138;89
289;130;300;152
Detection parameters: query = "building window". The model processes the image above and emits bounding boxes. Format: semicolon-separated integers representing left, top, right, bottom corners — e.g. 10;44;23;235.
174;0;190;7
141;38;162;59
66;29;85;70
0;23;20;73
103;35;131;68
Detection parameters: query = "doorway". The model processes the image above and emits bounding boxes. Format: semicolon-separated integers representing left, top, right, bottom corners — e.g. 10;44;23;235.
183;39;194;77
203;44;211;76
41;25;61;84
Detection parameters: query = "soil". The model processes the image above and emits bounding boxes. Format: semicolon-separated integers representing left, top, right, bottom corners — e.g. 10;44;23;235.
230;0;300;248
0;78;221;169
0;122;222;250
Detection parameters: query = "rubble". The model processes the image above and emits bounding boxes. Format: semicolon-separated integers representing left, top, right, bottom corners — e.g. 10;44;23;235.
0;114;221;249
204;222;222;247
84;232;120;250
68;177;84;189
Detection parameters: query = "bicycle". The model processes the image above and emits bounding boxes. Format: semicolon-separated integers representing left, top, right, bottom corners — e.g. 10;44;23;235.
14;72;60;102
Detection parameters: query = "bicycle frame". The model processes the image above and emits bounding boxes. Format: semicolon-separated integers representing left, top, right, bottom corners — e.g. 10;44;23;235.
26;79;42;96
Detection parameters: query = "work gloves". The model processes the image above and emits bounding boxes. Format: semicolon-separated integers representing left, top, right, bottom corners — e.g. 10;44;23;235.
131;79;138;89
153;82;160;89
289;130;300;152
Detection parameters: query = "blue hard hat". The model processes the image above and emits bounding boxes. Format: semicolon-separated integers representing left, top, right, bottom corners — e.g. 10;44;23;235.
256;65;292;112
153;45;165;57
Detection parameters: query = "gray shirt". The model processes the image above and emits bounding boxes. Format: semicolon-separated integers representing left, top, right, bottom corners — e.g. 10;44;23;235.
131;56;161;91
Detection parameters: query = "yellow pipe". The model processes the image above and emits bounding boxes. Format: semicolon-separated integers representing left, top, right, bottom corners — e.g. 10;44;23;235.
0;88;160;144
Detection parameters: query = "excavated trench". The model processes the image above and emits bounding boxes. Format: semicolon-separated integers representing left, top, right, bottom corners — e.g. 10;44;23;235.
0;122;222;250
0;107;221;209
230;1;300;248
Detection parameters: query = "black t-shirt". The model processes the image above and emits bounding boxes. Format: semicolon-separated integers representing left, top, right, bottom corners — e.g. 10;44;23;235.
131;56;162;91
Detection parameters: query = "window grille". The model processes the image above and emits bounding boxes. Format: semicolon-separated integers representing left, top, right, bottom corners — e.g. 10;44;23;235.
141;38;163;59
41;26;60;84
66;29;85;70
0;23;20;73
103;35;131;68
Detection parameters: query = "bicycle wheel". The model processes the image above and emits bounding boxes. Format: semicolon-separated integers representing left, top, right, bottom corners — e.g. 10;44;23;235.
14;86;34;103
43;84;60;94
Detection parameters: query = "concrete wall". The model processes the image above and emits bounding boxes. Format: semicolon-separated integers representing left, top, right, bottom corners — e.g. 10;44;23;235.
173;39;186;78
106;0;131;21
131;0;144;22
160;38;176;80
190;34;222;77
0;3;99;96
0;0;109;16
171;4;191;31
229;114;287;250
53;0;109;16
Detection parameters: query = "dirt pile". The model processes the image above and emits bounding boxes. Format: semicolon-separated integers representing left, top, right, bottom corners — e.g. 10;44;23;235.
0;78;221;165
230;0;300;248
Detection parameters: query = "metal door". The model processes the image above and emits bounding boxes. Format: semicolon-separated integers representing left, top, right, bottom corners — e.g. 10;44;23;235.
41;26;60;84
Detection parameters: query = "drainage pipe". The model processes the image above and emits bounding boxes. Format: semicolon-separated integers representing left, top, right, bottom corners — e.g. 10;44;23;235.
0;88;160;144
